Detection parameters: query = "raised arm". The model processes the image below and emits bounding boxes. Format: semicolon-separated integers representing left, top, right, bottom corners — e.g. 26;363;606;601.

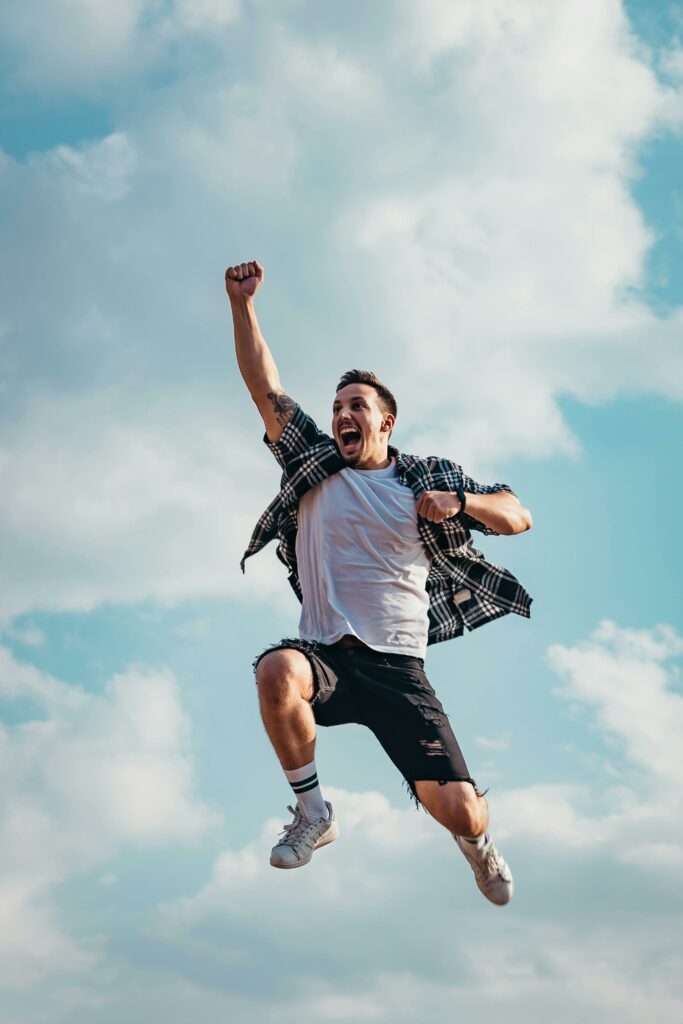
225;260;296;443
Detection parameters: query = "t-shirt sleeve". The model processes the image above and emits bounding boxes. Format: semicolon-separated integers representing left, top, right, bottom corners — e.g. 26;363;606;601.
263;404;331;471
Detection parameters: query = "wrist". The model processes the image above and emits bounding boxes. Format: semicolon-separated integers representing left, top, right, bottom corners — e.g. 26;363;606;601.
229;296;258;329
229;293;255;312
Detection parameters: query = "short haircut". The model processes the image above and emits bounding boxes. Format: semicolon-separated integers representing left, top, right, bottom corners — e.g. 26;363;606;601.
335;369;398;420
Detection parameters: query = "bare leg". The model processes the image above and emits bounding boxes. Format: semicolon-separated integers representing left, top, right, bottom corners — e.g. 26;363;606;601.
256;649;339;869
416;779;513;904
413;780;488;837
255;649;317;770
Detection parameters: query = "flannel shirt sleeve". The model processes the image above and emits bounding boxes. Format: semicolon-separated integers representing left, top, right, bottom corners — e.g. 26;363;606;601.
458;469;513;536
263;403;332;471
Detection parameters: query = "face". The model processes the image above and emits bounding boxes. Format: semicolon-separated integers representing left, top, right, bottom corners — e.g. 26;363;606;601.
332;383;395;468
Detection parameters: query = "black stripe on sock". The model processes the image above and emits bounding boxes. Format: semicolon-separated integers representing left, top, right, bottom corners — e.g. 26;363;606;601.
294;779;320;794
290;773;317;791
290;774;319;790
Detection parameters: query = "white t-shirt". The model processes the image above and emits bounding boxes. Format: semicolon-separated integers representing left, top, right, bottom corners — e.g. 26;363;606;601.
296;459;431;658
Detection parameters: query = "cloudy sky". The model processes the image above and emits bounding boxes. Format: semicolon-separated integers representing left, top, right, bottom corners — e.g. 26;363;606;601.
1;1;682;1021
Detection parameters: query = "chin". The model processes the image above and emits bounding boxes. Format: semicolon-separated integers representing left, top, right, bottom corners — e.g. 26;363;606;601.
338;441;362;466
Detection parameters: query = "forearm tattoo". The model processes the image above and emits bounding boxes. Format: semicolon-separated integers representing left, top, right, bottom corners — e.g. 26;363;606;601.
267;391;296;426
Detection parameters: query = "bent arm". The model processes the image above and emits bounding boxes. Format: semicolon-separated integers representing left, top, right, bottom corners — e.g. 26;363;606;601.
416;488;532;534
226;261;295;443
463;490;532;535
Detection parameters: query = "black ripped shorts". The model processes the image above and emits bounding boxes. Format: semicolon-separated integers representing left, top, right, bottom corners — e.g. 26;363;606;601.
253;637;476;804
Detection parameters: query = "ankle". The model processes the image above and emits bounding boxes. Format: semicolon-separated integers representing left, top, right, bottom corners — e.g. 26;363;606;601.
284;760;328;820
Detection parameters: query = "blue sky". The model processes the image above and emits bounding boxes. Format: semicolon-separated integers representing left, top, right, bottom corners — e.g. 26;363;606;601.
1;2;682;1021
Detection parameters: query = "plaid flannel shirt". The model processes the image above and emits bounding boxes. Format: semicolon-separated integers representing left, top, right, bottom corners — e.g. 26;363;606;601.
241;404;532;646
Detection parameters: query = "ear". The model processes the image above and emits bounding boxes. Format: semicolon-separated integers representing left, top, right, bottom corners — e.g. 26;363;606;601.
381;414;396;435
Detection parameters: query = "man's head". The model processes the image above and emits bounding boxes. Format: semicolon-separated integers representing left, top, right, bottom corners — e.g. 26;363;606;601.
332;369;397;469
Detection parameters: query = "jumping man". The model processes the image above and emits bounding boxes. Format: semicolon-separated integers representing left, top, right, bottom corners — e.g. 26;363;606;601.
227;259;533;905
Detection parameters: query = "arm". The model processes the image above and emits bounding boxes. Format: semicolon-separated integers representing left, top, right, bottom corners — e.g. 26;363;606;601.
225;260;295;443
416;489;532;535
461;490;532;534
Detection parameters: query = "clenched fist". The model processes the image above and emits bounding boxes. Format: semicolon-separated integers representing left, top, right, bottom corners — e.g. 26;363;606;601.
415;490;463;523
225;260;264;301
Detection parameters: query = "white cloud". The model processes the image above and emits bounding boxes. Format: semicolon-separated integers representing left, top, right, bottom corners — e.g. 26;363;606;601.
492;621;683;864
149;768;683;1024
493;781;605;846
275;928;683;1024
1;5;683;1020
0;646;218;986
0;0;147;91
172;0;240;33
474;730;511;750
334;0;683;465
163;787;435;927
145;80;299;195
0;26;389;622
549;620;683;783
122;618;681;1023
25;930;682;1024
0;0;682;614
0;389;290;623
1;620;679;1018
275;32;385;115
661;44;683;83
0;0;241;92
40;134;137;202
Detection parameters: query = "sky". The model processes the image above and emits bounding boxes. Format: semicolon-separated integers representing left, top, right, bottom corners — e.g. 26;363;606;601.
1;1;682;1021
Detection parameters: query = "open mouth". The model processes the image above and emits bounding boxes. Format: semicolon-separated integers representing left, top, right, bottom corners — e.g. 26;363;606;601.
339;427;362;453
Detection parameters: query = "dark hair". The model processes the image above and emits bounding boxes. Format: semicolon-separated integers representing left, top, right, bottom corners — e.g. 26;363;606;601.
335;369;398;420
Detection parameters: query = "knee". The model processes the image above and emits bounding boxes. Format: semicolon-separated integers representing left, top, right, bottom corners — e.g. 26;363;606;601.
455;787;488;838
255;649;311;706
415;780;488;837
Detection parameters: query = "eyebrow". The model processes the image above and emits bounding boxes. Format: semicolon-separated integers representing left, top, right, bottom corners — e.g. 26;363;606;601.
333;396;368;408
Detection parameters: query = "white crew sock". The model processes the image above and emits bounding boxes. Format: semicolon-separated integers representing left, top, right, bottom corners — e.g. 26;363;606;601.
283;760;329;821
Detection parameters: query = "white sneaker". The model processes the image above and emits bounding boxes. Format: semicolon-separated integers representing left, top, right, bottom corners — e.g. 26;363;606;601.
455;833;514;905
270;801;339;869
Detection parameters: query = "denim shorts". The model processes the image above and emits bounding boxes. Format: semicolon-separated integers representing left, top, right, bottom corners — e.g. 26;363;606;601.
253;637;476;804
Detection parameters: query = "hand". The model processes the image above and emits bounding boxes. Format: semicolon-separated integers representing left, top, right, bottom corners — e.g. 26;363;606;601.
225;260;264;301
415;490;462;523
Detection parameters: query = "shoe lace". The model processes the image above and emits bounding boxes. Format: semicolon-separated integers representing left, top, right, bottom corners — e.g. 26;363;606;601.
479;842;510;883
463;838;506;883
278;806;322;853
483;844;503;874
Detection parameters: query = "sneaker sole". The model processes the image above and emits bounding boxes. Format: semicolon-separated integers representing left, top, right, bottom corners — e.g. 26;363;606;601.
270;820;340;870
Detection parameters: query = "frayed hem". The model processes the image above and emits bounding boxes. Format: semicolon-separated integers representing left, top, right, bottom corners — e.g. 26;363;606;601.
404;777;485;811
252;637;324;706
252;637;319;675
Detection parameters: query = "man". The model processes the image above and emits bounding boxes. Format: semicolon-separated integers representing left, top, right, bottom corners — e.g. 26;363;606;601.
226;259;533;906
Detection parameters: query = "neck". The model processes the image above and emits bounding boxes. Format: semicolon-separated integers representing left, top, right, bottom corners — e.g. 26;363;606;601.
356;453;392;471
